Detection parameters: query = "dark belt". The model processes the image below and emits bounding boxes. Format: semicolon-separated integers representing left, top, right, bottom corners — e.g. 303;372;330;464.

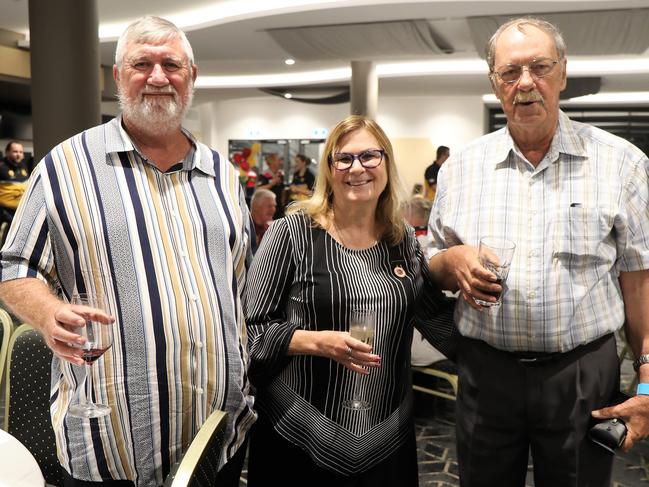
507;332;614;365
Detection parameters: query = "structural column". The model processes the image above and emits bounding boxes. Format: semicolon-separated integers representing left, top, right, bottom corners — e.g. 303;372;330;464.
29;0;100;159
350;61;377;119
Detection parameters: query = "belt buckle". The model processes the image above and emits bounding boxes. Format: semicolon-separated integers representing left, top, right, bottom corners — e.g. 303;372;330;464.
517;357;539;363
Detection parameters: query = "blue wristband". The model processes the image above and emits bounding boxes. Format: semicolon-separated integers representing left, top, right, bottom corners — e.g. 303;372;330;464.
636;383;649;396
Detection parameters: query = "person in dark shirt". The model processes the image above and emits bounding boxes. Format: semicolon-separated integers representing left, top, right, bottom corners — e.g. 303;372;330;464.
0;141;29;182
289;153;315;201
0;141;30;228
244;115;456;487
423;145;449;201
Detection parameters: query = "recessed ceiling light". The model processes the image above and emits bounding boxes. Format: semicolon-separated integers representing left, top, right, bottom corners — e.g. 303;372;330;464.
285;59;296;66
284;92;293;99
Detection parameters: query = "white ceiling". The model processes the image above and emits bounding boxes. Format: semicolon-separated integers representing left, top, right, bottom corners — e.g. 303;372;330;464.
2;0;649;103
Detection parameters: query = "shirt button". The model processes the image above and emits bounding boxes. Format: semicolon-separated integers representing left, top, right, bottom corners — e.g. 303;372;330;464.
179;250;187;257
190;295;198;301
196;388;204;395
528;250;538;257
527;291;536;299
196;341;203;349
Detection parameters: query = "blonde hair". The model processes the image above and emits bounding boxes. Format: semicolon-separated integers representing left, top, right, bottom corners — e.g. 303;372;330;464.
287;115;407;245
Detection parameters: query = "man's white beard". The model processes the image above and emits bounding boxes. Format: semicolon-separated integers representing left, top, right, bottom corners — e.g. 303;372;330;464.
118;85;194;136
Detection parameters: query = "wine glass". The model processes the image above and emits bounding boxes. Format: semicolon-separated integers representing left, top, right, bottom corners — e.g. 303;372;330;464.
342;309;376;411
68;293;114;419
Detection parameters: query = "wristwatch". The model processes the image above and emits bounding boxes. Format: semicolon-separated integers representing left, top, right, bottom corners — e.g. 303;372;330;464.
633;354;649;372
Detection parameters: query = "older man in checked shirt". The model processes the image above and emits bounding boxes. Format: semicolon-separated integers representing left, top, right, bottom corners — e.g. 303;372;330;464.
427;17;649;487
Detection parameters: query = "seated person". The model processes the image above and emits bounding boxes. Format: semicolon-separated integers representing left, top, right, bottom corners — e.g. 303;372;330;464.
257;153;285;219
404;195;456;369
250;188;277;253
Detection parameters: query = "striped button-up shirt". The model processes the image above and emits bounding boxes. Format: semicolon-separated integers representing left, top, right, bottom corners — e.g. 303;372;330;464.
429;111;649;353
0;117;256;486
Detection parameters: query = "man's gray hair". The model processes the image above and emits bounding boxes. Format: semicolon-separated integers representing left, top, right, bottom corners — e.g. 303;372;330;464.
115;16;194;67
251;189;276;208
486;17;566;72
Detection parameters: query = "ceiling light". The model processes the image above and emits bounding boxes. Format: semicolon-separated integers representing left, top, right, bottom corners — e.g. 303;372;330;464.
283;92;293;99
195;67;351;88
194;56;649;90
284;59;296;66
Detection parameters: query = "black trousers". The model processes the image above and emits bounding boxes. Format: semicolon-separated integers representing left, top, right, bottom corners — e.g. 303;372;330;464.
247;412;419;487
61;440;247;487
456;333;619;487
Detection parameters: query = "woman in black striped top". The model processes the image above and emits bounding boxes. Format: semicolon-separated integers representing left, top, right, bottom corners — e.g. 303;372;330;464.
244;116;455;486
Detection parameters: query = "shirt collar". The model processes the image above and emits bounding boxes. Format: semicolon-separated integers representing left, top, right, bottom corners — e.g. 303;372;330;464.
104;115;215;177
493;109;588;167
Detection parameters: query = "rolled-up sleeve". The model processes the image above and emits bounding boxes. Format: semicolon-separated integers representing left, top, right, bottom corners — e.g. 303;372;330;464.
244;218;300;385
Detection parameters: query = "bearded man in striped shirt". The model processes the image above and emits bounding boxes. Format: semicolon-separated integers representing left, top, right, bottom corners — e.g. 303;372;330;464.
428;17;649;487
0;16;255;487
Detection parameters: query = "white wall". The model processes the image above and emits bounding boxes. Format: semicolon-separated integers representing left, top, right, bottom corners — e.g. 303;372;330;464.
197;94;486;191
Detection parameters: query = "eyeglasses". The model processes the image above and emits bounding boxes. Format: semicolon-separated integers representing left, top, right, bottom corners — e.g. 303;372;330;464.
328;149;385;171
492;58;559;84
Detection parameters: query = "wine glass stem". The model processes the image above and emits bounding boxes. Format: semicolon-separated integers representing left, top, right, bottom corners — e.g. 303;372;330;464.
352;372;363;403
85;364;93;406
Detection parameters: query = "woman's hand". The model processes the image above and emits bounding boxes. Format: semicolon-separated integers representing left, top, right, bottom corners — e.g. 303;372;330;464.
288;330;381;374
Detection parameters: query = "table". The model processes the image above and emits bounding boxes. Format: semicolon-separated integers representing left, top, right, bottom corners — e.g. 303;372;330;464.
0;429;45;487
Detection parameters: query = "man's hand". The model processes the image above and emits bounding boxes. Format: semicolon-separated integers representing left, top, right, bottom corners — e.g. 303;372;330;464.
44;302;115;366
592;395;649;452
445;245;502;310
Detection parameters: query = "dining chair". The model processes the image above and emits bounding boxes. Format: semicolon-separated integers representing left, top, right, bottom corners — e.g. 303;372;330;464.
4;324;63;486
163;410;229;487
412;361;458;402
0;308;12;394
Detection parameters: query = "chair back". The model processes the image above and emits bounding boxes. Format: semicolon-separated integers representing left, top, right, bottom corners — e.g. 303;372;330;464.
164;410;229;487
4;324;63;485
412;362;458;402
0;308;11;388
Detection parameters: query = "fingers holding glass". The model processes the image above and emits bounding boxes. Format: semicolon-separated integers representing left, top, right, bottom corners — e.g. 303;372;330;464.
67;293;115;419
473;237;516;308
342;310;376;411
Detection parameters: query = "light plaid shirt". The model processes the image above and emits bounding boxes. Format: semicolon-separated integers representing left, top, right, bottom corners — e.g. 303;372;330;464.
429;111;649;352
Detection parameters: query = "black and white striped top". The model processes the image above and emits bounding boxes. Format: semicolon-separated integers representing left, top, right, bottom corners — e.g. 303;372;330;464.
244;213;454;475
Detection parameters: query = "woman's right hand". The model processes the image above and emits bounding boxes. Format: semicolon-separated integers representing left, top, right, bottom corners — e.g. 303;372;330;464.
288;330;381;374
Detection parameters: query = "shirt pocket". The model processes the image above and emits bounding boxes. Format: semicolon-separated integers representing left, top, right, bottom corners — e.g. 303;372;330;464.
553;207;614;265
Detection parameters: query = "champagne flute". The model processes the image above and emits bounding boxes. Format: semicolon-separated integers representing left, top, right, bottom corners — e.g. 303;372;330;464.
342;309;376;411
68;293;114;419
